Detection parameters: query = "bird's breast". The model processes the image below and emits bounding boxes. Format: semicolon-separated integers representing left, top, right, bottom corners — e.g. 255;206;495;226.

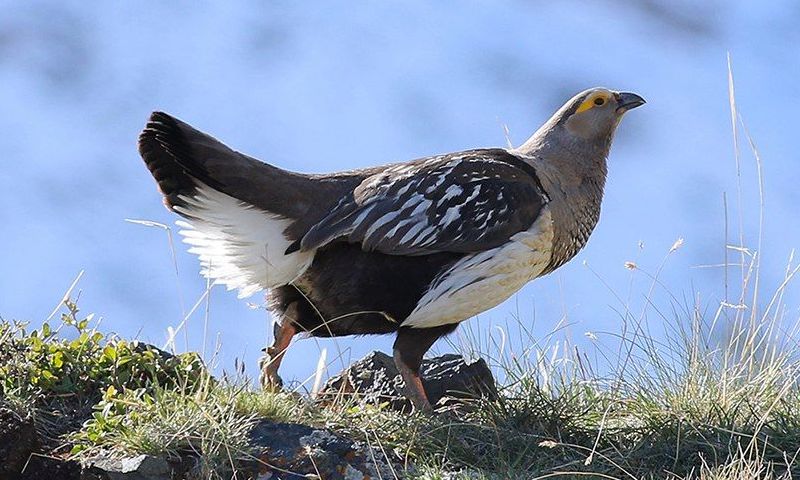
402;208;554;329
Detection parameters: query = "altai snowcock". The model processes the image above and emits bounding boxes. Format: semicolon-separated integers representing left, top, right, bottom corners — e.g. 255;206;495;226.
138;88;645;412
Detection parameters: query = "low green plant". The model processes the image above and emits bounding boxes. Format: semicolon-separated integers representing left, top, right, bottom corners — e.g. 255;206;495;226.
70;373;305;478
0;300;205;447
1;301;203;400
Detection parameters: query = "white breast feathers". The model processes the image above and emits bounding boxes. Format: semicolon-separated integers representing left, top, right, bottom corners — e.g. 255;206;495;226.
403;207;554;328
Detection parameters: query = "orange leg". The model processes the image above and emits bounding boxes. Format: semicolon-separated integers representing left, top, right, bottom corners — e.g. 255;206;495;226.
259;303;298;390
393;326;454;413
393;346;433;413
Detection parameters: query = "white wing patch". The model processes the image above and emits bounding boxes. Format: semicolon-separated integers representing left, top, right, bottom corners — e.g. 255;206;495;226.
403;207;554;328
173;182;314;298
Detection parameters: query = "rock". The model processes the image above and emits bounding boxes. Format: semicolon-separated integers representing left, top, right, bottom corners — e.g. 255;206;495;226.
420;353;499;408
244;420;400;479
318;352;498;411
82;453;172;480
0;406;39;477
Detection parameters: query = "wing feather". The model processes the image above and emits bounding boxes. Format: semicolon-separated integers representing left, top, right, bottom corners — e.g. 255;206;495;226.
297;149;548;256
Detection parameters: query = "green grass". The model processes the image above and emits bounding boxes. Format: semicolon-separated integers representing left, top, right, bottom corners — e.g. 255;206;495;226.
71;382;289;477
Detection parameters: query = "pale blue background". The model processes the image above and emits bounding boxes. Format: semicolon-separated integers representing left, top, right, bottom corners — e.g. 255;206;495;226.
2;1;798;386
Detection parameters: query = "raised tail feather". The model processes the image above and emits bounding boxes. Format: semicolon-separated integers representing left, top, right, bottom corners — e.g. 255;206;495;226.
137;111;331;295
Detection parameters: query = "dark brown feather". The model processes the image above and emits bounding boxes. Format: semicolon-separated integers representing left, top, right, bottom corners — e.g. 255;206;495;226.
137;111;366;239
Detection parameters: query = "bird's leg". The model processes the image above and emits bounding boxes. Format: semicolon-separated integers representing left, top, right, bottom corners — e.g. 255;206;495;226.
393;327;446;414
393;347;432;413
259;302;298;391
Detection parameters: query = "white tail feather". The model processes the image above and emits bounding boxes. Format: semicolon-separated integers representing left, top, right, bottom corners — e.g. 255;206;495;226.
174;183;314;297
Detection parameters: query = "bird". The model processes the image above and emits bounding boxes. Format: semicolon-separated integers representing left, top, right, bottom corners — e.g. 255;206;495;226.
138;87;645;412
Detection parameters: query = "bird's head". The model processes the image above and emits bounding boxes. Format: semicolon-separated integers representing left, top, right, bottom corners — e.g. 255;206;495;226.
523;87;645;156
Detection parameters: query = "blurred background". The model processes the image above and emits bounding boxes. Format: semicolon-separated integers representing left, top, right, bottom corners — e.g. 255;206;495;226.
1;1;798;385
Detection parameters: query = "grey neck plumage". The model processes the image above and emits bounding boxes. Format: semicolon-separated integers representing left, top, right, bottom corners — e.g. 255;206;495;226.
513;126;610;274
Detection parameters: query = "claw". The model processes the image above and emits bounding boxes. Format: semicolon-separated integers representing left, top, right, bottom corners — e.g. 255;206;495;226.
259;352;285;391
259;306;298;392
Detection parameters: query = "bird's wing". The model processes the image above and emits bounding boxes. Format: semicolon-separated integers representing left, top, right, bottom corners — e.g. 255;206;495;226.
293;149;549;256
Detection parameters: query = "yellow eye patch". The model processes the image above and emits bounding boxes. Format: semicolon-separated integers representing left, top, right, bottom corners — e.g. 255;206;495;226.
575;93;610;114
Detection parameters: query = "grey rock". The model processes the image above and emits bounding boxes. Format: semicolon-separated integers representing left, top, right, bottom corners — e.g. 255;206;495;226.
120;455;171;475
318;352;498;411
82;453;171;480
245;420;402;479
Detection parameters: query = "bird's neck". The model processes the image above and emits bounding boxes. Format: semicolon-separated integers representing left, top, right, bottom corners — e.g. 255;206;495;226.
515;128;609;193
514;130;609;273
517;123;611;170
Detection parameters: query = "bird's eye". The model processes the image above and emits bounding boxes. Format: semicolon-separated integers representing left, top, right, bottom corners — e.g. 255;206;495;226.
593;97;606;106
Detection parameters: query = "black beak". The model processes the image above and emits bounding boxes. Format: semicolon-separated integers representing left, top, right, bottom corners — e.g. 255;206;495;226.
616;92;646;113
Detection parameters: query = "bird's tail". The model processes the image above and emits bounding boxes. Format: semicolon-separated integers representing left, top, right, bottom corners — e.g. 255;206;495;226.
138;112;318;295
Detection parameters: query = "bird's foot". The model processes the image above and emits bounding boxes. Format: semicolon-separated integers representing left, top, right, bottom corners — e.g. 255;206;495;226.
259;311;298;392
258;352;284;392
407;389;433;415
